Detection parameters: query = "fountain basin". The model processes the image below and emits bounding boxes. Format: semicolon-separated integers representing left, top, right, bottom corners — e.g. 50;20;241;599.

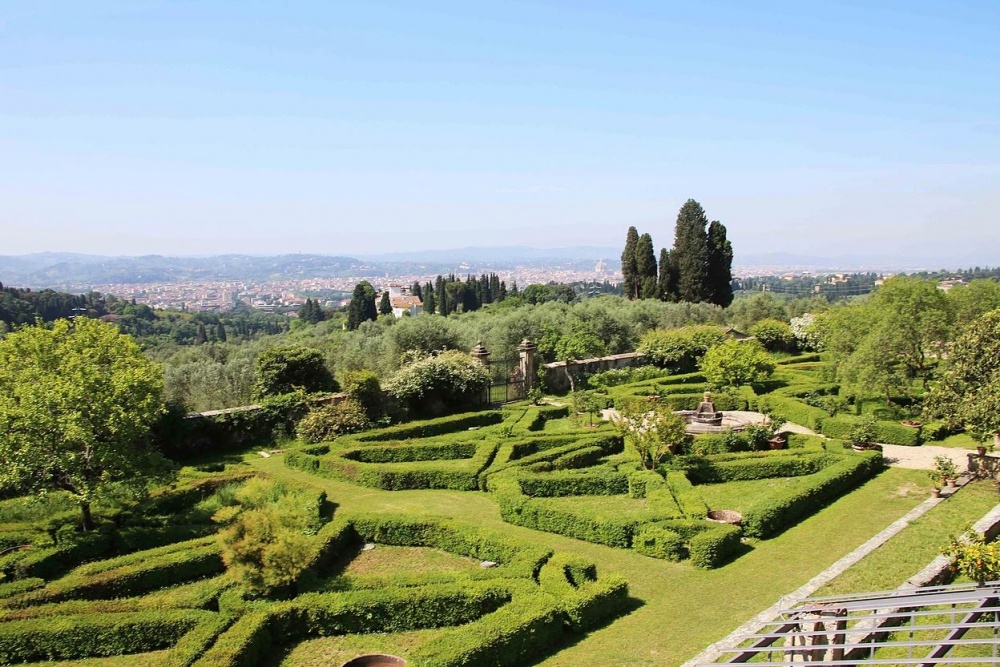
340;655;406;667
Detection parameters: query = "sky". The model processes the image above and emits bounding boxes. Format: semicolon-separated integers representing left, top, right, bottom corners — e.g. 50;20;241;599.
1;1;998;263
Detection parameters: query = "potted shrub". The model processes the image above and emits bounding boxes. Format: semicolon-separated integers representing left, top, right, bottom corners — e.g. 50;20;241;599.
933;455;959;487
975;441;993;457
849;416;878;452
928;470;944;498
944;532;1000;586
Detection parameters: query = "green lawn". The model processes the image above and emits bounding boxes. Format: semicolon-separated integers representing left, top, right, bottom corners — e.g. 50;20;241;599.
695;476;803;514
924;432;982;449
252;457;934;667
817;479;999;597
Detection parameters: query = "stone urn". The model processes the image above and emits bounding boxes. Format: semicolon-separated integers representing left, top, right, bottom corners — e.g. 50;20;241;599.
768;435;787;450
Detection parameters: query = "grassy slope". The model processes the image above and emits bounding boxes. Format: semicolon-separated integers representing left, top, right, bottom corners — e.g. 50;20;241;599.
252;457;933;667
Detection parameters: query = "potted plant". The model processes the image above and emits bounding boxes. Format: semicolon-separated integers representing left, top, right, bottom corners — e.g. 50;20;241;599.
975;441;993;457
928;470;944;498
933;455;959;489
849;416;878;452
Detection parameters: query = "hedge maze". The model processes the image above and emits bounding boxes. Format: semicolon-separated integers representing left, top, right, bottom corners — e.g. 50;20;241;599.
0;354;897;665
0;471;628;666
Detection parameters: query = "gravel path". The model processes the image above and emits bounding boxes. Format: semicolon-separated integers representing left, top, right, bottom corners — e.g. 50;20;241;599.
880;443;974;471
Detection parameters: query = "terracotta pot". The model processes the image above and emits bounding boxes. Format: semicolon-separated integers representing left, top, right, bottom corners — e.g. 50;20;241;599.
931;488;942;498
947;478;957;488
978;446;987;456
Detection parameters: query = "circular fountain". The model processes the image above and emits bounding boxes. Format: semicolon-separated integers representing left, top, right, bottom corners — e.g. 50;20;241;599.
340;655;406;667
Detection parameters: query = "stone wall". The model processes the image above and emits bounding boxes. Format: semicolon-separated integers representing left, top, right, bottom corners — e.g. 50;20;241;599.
542;352;646;393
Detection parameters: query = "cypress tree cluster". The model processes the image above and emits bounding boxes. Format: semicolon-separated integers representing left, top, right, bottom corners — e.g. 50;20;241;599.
421;273;509;316
298;298;325;324
620;199;734;307
346;281;377;330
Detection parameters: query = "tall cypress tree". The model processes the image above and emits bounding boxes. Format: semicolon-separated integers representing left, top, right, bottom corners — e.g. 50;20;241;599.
216;321;227;342
658;248;678;301
621;226;640;300
424;290;436;315
707;220;734;307
195;323;208;345
672;199;711;303
635;233;659;299
379;291;392;316
347;281;377;330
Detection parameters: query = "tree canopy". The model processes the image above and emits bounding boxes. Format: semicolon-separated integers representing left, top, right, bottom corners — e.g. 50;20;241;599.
0;318;166;530
700;339;775;388
252;345;338;398
926;309;1000;443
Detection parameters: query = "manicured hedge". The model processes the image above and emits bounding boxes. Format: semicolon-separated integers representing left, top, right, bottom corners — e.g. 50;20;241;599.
664;471;709;517
524;405;571;431
776;353;822;365
688;523;742;569
162;614;236;667
7;538;223;607
819;416;922;446
0;608;212;663
347;514;552;579
0;532;113;582
560;576;629;631
0;578;43;600
268;583;511;639
632;524;684;561
764;395;830;430
517;468;629;498
676;451;833;484
342;441;478;463
352;410;504;442
191;611;272;667
410;594;566;667
741;451;884;538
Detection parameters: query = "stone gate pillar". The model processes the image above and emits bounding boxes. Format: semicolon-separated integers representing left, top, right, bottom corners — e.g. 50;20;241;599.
518;338;538;393
471;341;490;367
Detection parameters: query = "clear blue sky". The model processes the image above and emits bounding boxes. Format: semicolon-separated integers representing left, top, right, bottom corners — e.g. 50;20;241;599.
2;1;998;262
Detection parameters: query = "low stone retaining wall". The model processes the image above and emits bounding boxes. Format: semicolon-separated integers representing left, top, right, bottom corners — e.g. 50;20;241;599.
543;352;646;393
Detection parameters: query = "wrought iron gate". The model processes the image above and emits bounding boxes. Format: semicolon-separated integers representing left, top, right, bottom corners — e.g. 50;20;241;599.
484;355;525;404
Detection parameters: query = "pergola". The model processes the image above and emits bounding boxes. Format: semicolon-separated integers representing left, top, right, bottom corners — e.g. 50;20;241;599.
700;581;1000;665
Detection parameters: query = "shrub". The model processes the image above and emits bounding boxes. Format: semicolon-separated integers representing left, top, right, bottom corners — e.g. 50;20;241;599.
676;451;832;484
191;611;271;667
342;369;383;420
750;319;796;352
217;479;328;596
632;524;684;560
295;398;371;443
819;415;922;446
383;350;491;417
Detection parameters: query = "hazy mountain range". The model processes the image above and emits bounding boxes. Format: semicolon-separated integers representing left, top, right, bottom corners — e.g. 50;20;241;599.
0;248;984;291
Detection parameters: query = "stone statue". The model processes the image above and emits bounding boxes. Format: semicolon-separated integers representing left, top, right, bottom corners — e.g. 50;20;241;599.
693;391;724;426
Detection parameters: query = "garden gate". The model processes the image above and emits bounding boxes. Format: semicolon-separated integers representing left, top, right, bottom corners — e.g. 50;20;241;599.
484;355;525;404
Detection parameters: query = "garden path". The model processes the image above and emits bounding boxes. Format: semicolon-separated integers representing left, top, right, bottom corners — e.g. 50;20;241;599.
880;444;975;471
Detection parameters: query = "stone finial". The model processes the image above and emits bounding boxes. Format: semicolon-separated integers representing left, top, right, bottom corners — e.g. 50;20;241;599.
471;341;490;365
517;338;537;352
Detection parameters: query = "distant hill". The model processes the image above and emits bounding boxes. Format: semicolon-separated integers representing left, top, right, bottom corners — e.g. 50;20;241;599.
0;254;379;288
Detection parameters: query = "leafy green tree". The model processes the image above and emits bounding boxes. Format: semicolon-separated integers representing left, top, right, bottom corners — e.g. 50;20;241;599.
0;318;166;531
947;279;1000;330
555;330;608;362
700;339;775;388
749;318;795;352
347;281;377;330
636;233;659;299
727;292;789;331
252;345;337;398
616;399;687;469
925;309;1000;444
378;291;392;316
706;220;734;307
341;370;383;420
671;199;711;303
621;226;640;300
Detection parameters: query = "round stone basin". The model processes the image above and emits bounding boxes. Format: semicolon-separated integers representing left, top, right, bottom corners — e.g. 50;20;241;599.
707;509;743;525
340;655;406;667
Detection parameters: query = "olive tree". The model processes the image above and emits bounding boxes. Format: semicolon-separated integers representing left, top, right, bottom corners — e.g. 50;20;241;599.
700;339;775;388
0;318;166;530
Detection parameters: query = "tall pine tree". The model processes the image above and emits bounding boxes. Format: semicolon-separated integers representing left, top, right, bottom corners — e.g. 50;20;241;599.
636;233;659;299
706;220;734;307
621;226;640;300
671;199;711;303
